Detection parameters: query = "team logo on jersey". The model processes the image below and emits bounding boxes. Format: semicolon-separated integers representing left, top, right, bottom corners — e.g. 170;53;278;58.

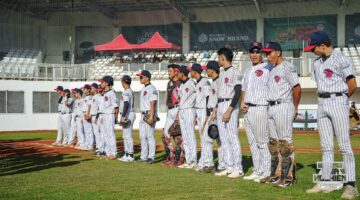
255;69;263;77
93;99;95;102
212;89;216;95
274;75;281;83
143;91;147;96
105;96;109;101
224;77;229;83
324;69;333;78
199;87;202;92
185;88;189;93
85;99;87;103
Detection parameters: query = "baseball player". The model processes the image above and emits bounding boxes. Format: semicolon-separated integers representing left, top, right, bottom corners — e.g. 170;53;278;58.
177;65;197;169
81;84;93;150
118;75;136;162
97;76;119;160
190;63;214;172
89;83;102;154
52;86;64;146
214;47;244;179
260;42;301;187
304;31;358;199
161;64;184;166
73;89;85;149
67;88;78;147
59;89;74;146
136;70;158;164
241;42;272;182
203;60;225;173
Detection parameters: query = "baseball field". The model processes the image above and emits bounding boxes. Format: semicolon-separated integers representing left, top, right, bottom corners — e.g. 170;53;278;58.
0;130;359;200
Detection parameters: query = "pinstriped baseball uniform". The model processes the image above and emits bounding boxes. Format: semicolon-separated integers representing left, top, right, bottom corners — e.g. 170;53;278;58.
242;62;271;177
58;96;73;145
217;66;243;172
139;84;158;160
163;80;181;138
98;89;118;157
67;112;76;145
82;95;93;149
206;77;225;169
90;93;102;152
195;77;214;168
267;60;299;144
120;88;136;154
73;98;85;147
311;50;356;182
56;96;65;144
179;78;197;164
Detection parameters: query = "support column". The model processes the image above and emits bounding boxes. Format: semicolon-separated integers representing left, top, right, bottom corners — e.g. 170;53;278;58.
182;19;190;53
256;17;264;43
337;13;345;47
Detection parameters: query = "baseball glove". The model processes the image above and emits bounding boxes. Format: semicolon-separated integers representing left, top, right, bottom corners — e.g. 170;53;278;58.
143;112;160;125
168;121;181;137
120;118;131;128
84;114;91;121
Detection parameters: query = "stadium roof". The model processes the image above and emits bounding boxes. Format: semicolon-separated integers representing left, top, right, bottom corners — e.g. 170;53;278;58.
0;0;321;19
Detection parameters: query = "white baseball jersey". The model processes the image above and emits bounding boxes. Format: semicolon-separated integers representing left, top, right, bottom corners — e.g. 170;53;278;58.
140;84;158;112
82;95;92;112
218;66;243;99
98;89;119;114
242;62;271;105
267;61;299;102
73;98;83;117
119;88;134;114
90;93;101;116
195;77;210;109
311;50;356;93
61;97;74;113
179;78;196;109
207;77;220;109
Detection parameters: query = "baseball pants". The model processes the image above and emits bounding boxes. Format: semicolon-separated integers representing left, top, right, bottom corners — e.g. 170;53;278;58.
318;96;355;182
244;106;271;177
163;107;179;138
99;114;117;157
196;108;214;168
67;115;76;145
217;101;243;172
57;113;71;144
179;108;197;165
75;116;85;147
92;116;101;151
204;119;225;169
123;112;136;154
83;115;94;149
139;116;156;160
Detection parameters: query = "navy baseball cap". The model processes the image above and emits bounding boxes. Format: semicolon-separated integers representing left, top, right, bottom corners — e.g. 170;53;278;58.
191;63;206;74
75;88;83;96
136;70;151;78
99;76;114;86
90;83;98;89
262;42;282;53
81;84;91;90
304;31;331;52
206;61;219;72
122;75;132;83
54;86;63;91
249;41;263;51
63;89;70;94
179;65;190;76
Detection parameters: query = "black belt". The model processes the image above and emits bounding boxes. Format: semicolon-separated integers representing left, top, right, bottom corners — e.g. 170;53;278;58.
269;101;281;106
317;92;346;99
168;105;179;110
60;112;70;114
246;103;259;107
218;98;231;103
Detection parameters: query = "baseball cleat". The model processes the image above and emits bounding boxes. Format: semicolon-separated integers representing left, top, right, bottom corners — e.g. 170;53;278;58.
254;176;266;183
146;159;155;164
243;173;262;180
227;170;244;179
214;168;232;176
341;185;359;199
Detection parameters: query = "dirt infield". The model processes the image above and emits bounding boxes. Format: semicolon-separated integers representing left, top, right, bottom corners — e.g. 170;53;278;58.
1;139;360;158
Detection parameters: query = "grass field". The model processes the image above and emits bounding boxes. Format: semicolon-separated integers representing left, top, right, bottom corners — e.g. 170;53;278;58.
0;131;359;200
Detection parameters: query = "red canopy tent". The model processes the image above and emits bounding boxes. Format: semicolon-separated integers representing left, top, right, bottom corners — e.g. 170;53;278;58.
134;32;181;51
95;34;134;51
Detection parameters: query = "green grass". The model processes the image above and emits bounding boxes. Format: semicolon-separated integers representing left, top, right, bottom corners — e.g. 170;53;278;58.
0;131;359;200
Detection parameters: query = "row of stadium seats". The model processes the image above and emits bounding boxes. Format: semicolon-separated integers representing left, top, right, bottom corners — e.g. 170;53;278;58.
0;63;36;79
1;48;43;64
335;45;360;67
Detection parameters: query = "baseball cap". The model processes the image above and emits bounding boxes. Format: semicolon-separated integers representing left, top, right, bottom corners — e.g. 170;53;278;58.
81;84;91;90
136;70;151;78
249;41;263;51
179;65;190;76
99;76;114;86
75;88;83;96
304;31;331;52
122;75;132;83
63;89;70;94
262;42;282;53
71;88;77;94
167;64;180;70
206;61;219;72
90;83;98;89
54;86;63;91
191;63;206;74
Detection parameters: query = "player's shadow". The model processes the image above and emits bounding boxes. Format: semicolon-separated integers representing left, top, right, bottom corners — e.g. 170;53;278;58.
0;139;93;176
